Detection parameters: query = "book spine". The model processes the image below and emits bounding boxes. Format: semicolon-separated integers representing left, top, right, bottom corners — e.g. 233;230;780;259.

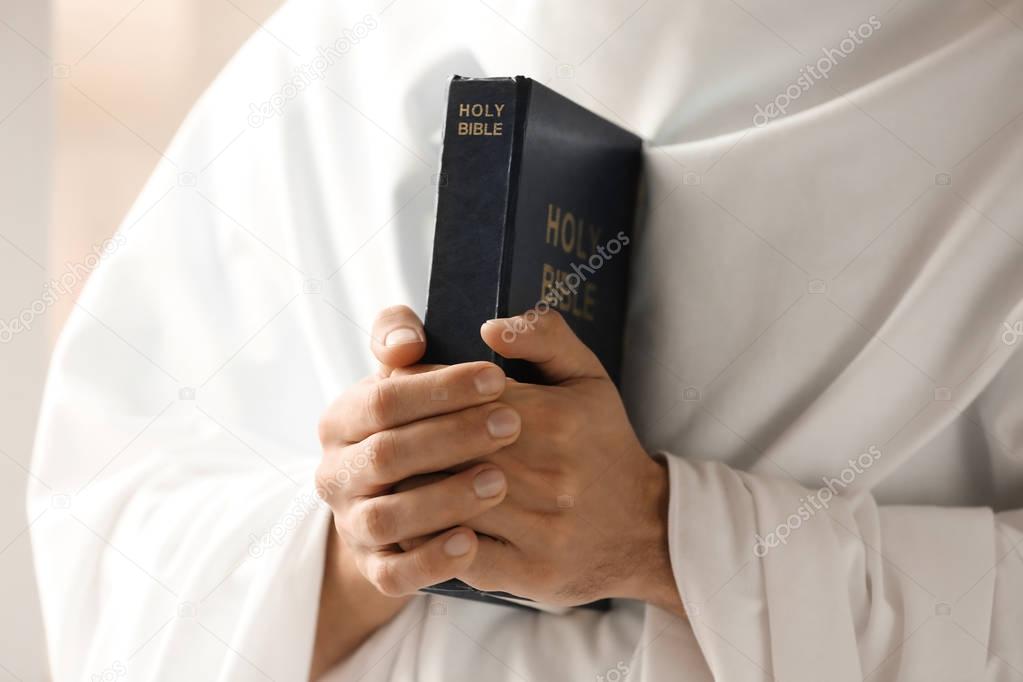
423;77;521;368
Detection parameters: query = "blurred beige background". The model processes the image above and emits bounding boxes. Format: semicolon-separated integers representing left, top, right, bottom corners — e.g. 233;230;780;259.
1;1;282;677
52;0;285;332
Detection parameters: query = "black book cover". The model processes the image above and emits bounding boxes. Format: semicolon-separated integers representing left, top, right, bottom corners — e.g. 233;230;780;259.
421;76;643;610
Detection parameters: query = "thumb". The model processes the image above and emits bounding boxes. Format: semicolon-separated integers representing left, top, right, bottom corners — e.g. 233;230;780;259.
370;305;425;374
480;310;608;384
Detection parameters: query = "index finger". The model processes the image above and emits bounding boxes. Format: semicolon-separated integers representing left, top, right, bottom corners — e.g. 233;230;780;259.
321;361;508;443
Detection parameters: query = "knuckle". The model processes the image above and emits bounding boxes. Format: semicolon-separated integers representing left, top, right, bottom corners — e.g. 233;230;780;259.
337;507;364;544
365;430;397;480
545;524;572;553
550;401;583;446
548;422;570;447
369;559;404;597
357;500;396;545
365;381;399;429
314;463;339;501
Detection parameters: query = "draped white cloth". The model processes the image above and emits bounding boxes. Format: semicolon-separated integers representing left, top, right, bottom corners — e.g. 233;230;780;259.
29;0;1023;680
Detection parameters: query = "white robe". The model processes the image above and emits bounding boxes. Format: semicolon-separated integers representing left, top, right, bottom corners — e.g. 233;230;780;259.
29;0;1023;680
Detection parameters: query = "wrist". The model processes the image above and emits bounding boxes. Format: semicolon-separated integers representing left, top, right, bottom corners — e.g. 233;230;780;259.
310;528;408;679
616;456;684;616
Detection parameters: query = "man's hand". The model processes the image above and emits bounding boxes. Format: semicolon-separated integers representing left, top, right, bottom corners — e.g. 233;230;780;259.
310;306;520;678
317;306;523;596
462;312;678;612
380;309;682;614
311;305;682;677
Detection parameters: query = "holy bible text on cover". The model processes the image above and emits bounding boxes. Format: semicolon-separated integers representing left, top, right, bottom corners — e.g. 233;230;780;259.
421;75;643;610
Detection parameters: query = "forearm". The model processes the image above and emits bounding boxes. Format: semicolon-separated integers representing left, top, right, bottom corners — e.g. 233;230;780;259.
309;529;410;680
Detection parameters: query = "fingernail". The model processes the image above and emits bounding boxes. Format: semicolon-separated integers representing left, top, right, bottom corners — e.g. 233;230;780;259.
486;407;520;438
474;366;505;395
443;532;471;557
473;469;506;498
384;327;422;346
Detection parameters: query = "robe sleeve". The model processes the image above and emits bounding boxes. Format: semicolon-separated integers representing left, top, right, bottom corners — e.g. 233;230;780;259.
25;3;413;677
661;452;1023;681
26;34;355;678
26;188;343;681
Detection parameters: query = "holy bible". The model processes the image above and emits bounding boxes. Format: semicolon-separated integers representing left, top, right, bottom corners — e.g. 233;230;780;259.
421;76;643;610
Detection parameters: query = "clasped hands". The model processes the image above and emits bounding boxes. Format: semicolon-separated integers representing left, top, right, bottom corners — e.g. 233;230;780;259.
316;305;681;613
